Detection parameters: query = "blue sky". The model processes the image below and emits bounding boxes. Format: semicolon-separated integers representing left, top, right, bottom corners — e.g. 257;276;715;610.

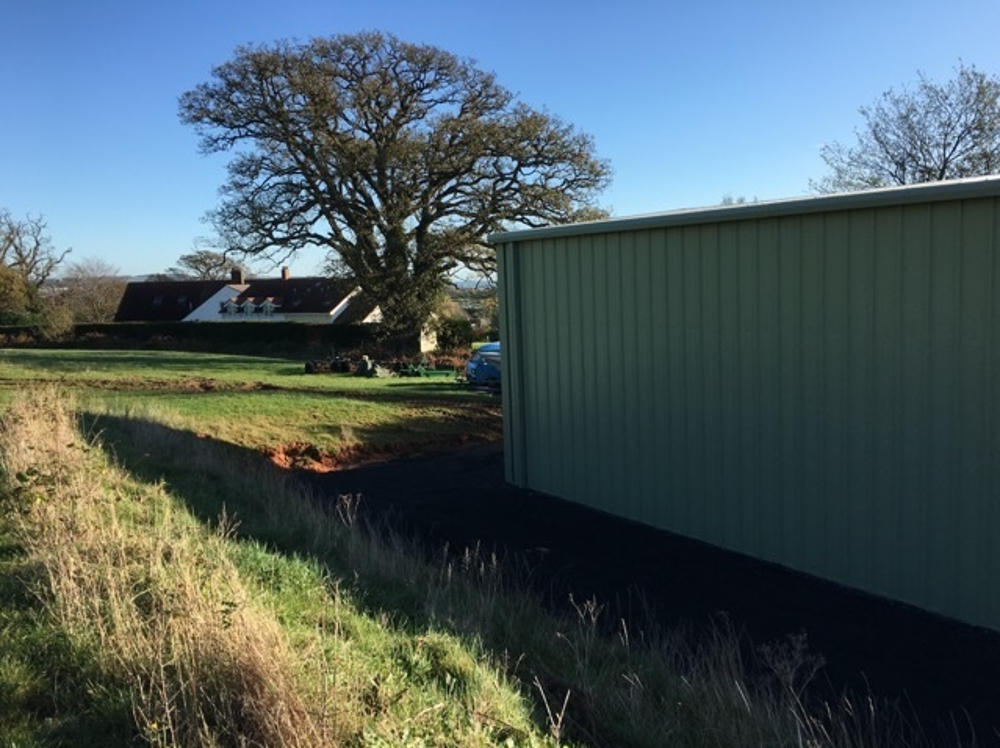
2;0;999;276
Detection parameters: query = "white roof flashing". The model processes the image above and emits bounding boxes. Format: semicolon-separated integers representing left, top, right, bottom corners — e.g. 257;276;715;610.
488;175;1000;244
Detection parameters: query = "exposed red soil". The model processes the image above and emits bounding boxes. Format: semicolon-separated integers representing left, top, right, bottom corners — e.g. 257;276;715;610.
264;432;497;473
265;441;343;472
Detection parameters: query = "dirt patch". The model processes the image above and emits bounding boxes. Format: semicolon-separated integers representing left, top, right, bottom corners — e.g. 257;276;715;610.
265;442;340;472
265;432;497;473
183;378;281;392
0;376;283;393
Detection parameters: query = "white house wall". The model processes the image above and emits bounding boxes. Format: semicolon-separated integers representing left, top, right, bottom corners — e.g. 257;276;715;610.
182;285;247;321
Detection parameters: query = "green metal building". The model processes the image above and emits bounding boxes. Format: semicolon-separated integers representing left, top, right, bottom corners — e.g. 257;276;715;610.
492;176;1000;631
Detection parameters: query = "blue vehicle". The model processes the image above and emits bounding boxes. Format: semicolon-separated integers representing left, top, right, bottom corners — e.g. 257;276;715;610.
465;341;500;387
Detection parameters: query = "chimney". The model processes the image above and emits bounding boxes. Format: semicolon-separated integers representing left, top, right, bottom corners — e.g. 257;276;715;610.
230;268;245;285
281;266;291;280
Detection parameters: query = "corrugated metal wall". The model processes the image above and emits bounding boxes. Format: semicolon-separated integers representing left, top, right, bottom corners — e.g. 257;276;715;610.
498;195;1000;631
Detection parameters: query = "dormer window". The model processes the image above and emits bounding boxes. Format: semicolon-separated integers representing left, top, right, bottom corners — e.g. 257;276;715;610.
222;299;240;315
259;298;277;316
240;300;256;315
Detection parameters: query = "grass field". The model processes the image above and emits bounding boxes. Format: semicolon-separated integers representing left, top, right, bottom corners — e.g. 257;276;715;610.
0;349;499;470
0;350;920;746
0;349;471;392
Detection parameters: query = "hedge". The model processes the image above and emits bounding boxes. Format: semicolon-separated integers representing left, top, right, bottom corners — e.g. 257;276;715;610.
0;322;417;357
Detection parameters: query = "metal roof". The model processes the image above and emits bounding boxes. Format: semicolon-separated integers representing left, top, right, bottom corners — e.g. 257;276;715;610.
488;175;1000;244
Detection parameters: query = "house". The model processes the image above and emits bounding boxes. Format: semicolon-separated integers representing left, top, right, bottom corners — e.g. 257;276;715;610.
113;267;438;351
114;268;379;325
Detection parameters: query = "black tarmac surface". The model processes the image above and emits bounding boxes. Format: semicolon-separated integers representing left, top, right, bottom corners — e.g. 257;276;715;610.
306;444;1000;745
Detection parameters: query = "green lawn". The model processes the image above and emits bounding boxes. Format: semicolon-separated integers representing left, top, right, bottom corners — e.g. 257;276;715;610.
0;348;471;395
0;352;910;747
0;349;498;467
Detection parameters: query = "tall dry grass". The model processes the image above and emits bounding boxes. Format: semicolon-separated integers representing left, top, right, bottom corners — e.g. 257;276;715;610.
0;388;344;746
1;388;935;746
92;403;933;747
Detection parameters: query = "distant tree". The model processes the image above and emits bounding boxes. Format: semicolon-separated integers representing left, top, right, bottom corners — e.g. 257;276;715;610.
478;293;500;339
813;63;1000;193
180;31;610;336
52;257;127;324
719;194;758;205
0;210;71;288
0;263;71;337
34;299;75;340
433;315;475;351
163;249;249;280
0;265;34;324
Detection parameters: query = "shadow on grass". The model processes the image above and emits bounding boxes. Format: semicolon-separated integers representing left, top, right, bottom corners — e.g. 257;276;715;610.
82;412;482;629
84;412;701;746
19;374;495;407
297;379;496;404
251;374;493;402
85;415;994;745
1;349;283;372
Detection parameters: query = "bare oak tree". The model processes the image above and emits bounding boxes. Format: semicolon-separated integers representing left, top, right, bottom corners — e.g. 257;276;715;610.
53;257;127;324
813;63;1000;193
180;32;610;335
0;210;71;288
163;249;249;280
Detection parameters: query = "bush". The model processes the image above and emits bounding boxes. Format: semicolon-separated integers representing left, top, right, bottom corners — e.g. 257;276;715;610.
36;302;75;341
433;317;475;351
430;351;469;370
0;266;33;322
0;321;422;357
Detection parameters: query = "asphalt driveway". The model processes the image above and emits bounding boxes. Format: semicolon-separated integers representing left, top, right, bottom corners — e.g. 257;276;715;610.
306;444;1000;743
